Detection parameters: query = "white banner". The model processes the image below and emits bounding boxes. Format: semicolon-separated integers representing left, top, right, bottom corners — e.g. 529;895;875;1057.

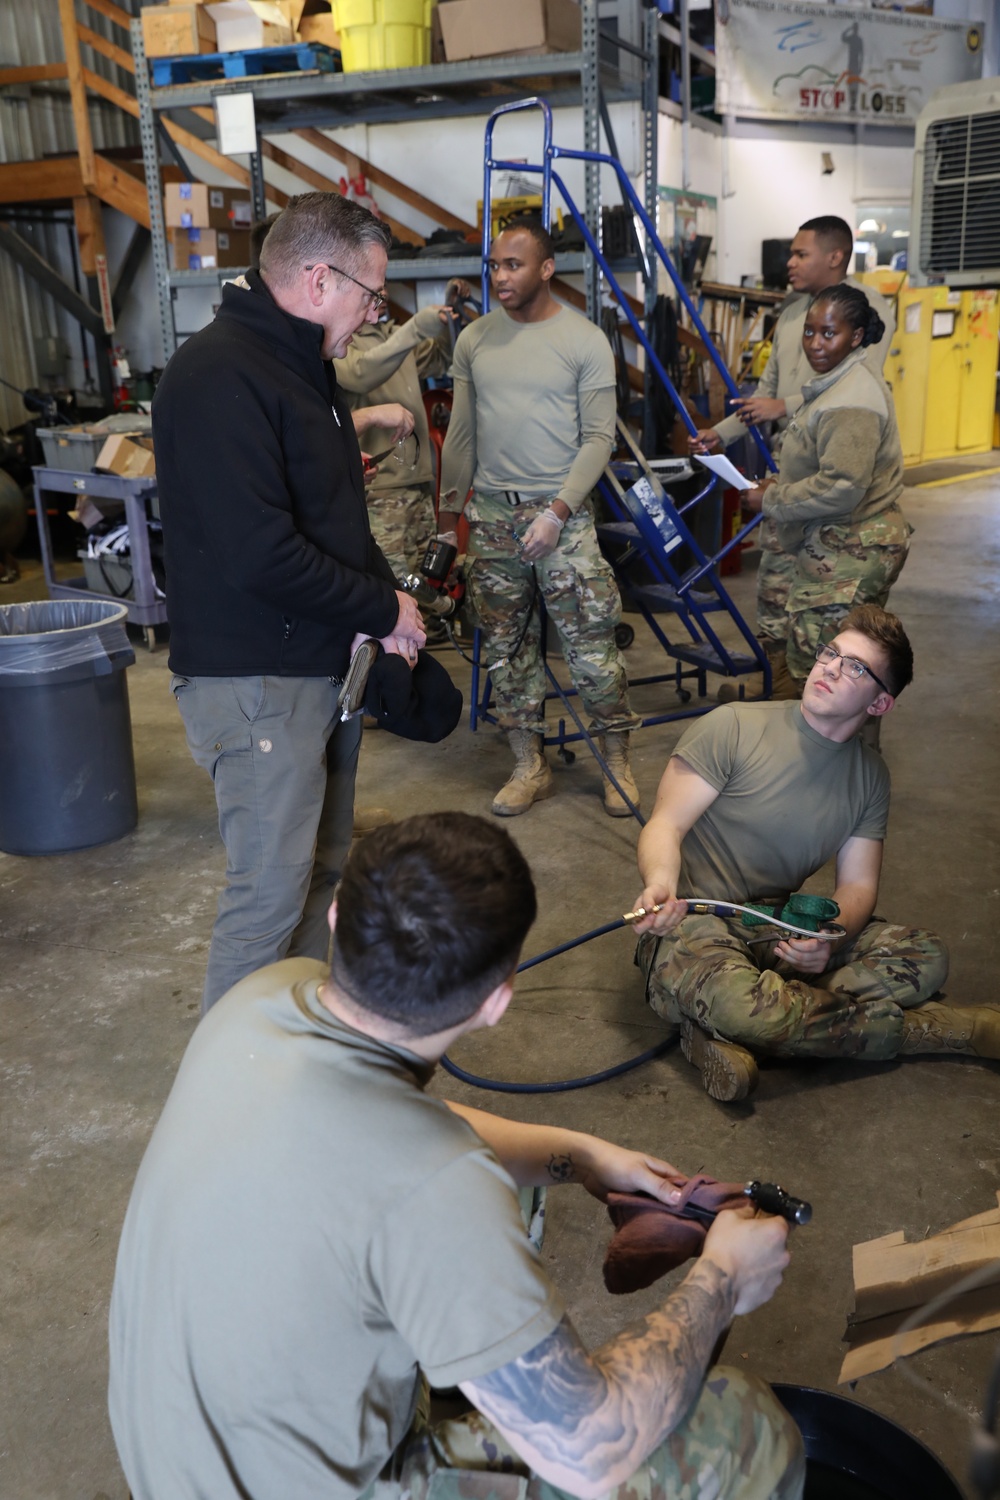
716;1;985;127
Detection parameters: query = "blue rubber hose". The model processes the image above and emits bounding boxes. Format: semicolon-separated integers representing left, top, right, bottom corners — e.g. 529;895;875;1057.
440;916;676;1094
440;896;841;1095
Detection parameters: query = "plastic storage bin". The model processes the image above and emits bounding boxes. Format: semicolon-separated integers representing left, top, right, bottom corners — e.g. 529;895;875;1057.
37;415;153;472
0;600;138;855
332;0;432;71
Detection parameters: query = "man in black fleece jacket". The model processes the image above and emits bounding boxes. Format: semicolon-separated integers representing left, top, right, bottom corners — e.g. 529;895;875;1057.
154;191;425;1012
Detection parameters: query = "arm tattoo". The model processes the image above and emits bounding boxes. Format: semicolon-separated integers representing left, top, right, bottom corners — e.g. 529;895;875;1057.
546;1153;575;1184
464;1260;733;1489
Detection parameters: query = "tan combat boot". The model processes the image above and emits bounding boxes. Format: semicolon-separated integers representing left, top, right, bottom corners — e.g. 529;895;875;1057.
599;731;640;818
680;1019;759;1102
718;643;800;703
898;1002;1000;1057
491;729;555;817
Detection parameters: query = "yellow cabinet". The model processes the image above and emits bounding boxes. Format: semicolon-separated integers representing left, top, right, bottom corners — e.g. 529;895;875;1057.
958;290;1000;453
877;280;998;464
883;286;934;465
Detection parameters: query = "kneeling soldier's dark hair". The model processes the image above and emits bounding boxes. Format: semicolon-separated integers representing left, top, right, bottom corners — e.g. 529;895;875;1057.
331;813;537;1032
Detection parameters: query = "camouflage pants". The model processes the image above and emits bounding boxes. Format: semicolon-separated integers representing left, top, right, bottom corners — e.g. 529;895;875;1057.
757;510;911;682
639;913;949;1061
754;519;795;647
368;483;439;581
368;1368;804;1500
466;490;638;735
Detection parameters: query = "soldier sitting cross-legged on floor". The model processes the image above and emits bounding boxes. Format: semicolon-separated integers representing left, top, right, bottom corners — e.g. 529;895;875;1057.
631;604;1000;1102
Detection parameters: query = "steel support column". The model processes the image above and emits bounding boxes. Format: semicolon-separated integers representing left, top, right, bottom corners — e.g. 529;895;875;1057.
132;18;174;360
643;0;659;451
581;0;601;322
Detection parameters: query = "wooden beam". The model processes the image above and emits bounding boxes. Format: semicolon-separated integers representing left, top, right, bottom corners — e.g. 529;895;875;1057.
0;63;69;86
82;67;139;119
78;23;133;74
260;140;421;244
72;193;106;276
0;156;84;204
82;0;133;31
0;222;105;336
58;0;96;188
94;153;150;227
81;68;262;195
294;128;475;234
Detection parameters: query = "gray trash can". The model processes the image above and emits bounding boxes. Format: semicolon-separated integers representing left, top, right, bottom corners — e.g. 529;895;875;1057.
0;600;138;855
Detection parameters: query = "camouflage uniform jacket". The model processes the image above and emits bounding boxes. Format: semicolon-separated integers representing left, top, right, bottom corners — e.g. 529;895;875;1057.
761;348;906;554
336;313;451;495
713;276;895;450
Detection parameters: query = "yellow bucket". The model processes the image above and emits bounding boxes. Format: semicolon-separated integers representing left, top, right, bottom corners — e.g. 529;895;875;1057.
331;0;433;71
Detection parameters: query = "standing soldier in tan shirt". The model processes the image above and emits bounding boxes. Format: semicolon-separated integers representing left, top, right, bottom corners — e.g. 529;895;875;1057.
438;221;640;818
691;216;895;699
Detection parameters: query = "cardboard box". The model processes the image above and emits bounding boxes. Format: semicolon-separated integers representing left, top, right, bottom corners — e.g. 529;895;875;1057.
438;0;580;61
164;182;253;230
141;3;217;57
205;0;294;51
94;435;157;481
430;5;445;62
297;12;339;47
168;226;252;269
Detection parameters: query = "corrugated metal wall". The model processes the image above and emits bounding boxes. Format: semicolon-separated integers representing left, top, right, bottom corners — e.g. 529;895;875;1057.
0;0;142;430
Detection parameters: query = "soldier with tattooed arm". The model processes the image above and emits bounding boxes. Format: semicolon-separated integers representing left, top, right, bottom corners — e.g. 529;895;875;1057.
109;812;803;1500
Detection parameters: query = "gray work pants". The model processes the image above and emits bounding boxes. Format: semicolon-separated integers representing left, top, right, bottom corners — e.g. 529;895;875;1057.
171;674;362;1012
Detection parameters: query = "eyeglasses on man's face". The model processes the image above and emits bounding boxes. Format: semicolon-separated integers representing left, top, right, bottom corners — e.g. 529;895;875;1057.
815;643;891;696
304;262;387;314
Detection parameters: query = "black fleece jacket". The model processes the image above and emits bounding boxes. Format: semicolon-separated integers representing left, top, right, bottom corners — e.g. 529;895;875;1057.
154;271;399;678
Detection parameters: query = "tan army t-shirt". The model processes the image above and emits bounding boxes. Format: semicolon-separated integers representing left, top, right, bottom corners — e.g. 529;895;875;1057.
451;304;615;498
109;961;564;1500
673;701;890;902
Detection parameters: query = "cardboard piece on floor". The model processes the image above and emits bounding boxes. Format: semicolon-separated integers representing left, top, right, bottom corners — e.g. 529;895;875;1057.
839;1193;1000;1383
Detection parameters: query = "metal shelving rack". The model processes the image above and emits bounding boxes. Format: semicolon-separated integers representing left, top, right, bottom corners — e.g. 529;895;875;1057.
132;0;660;357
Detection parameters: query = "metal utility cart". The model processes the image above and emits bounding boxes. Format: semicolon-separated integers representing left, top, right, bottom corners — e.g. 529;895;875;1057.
31;467;167;651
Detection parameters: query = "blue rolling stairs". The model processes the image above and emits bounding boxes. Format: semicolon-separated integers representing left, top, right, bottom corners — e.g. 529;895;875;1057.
467;98;779;811
597;421;768;709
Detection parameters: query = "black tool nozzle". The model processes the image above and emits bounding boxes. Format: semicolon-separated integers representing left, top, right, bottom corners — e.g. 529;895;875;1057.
745;1181;812;1226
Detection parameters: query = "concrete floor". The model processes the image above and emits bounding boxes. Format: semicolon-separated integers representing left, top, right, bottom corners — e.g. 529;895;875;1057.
2;468;999;1499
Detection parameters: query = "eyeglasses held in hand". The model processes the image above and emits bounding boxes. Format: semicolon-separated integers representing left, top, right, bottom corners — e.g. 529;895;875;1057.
367;433;421;471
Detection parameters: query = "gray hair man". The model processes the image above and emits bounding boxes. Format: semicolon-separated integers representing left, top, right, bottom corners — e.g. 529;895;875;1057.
154;191;426;1013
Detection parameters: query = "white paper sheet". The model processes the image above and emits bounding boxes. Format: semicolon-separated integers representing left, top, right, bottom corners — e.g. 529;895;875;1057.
693;453;755;490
